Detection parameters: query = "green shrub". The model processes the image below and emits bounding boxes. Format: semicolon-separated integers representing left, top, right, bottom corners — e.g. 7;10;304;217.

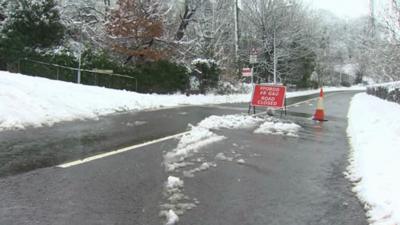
135;60;189;94
17;49;189;94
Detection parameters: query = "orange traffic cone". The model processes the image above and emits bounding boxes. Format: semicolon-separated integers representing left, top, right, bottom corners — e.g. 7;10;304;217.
313;88;327;121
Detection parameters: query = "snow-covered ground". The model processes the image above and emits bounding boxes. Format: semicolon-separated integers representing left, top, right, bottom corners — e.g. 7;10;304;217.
347;93;400;225
0;71;364;131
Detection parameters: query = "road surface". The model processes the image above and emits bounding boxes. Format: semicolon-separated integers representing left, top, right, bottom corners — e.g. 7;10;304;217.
0;91;367;225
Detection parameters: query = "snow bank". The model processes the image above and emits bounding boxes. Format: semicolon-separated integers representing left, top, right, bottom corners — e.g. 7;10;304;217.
0;72;251;130
347;93;400;225
0;71;364;131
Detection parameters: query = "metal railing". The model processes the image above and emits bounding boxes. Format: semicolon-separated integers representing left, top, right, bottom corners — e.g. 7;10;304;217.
13;58;138;91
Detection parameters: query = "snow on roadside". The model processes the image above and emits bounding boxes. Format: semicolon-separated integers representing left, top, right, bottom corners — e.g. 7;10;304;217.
0;72;253;131
0;71;364;131
347;93;400;225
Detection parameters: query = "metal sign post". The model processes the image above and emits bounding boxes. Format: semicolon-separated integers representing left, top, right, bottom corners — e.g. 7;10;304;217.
248;49;258;114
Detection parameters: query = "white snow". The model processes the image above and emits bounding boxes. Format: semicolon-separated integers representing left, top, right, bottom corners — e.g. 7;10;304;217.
197;114;263;130
347;93;400;225
215;152;234;162
0;72;252;131
164;126;226;172
254;118;301;137
164;210;179;225
0;71;365;131
166;176;184;190
236;159;245;164
183;162;217;178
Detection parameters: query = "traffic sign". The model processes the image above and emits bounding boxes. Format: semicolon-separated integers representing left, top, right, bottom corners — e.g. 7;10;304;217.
251;84;286;108
249;48;258;64
250;55;257;64
242;67;252;77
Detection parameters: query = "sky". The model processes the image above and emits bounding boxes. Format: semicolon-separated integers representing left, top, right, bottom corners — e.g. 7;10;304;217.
305;0;370;18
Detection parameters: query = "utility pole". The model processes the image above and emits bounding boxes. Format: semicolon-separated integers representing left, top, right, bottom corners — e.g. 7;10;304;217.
234;0;240;70
273;29;277;84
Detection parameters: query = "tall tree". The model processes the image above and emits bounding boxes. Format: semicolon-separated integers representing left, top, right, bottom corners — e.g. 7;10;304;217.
0;0;64;64
242;0;317;84
107;0;165;62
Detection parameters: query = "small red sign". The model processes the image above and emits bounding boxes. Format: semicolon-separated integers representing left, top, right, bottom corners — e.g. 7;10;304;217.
251;84;286;108
242;68;252;77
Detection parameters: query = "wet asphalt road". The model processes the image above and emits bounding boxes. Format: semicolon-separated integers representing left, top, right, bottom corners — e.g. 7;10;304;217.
0;91;367;225
0;93;322;177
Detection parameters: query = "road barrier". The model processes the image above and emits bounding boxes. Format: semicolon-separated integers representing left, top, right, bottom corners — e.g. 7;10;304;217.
313;88;327;121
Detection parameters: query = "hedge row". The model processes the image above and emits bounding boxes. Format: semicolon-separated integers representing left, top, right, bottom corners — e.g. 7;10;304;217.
367;86;400;104
10;50;190;94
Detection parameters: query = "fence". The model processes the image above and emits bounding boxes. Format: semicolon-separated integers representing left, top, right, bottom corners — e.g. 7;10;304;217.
10;58;138;91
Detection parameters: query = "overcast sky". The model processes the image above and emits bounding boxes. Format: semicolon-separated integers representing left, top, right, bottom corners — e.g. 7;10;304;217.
305;0;370;18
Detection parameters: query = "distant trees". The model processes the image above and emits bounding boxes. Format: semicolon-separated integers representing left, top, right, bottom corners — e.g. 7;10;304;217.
2;0;399;91
241;0;318;85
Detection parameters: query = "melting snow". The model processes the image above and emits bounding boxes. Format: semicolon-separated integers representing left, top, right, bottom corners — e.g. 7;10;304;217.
254;118;301;137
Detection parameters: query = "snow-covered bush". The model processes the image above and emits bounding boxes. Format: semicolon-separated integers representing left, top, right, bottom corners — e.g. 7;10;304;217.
191;58;220;94
367;86;400;104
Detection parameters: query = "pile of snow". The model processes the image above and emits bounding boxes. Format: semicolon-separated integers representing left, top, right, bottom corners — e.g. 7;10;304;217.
160;176;196;225
0;71;365;131
164;210;179;225
347;93;400;225
164;126;226;172
165;176;184;190
254;118;301;137
197;114;263;130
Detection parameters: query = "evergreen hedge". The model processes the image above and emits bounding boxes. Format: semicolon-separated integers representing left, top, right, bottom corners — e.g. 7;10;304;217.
367;86;400;105
14;50;189;94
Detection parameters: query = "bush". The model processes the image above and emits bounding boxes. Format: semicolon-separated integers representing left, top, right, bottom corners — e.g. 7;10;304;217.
340;81;351;87
135;60;189;94
367;86;400;105
191;59;220;94
17;49;189;94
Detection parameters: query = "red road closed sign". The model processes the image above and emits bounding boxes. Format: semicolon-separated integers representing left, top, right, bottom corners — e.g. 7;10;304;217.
251;84;286;108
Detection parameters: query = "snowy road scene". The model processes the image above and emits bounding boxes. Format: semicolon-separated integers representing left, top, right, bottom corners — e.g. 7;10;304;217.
1;0;400;225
